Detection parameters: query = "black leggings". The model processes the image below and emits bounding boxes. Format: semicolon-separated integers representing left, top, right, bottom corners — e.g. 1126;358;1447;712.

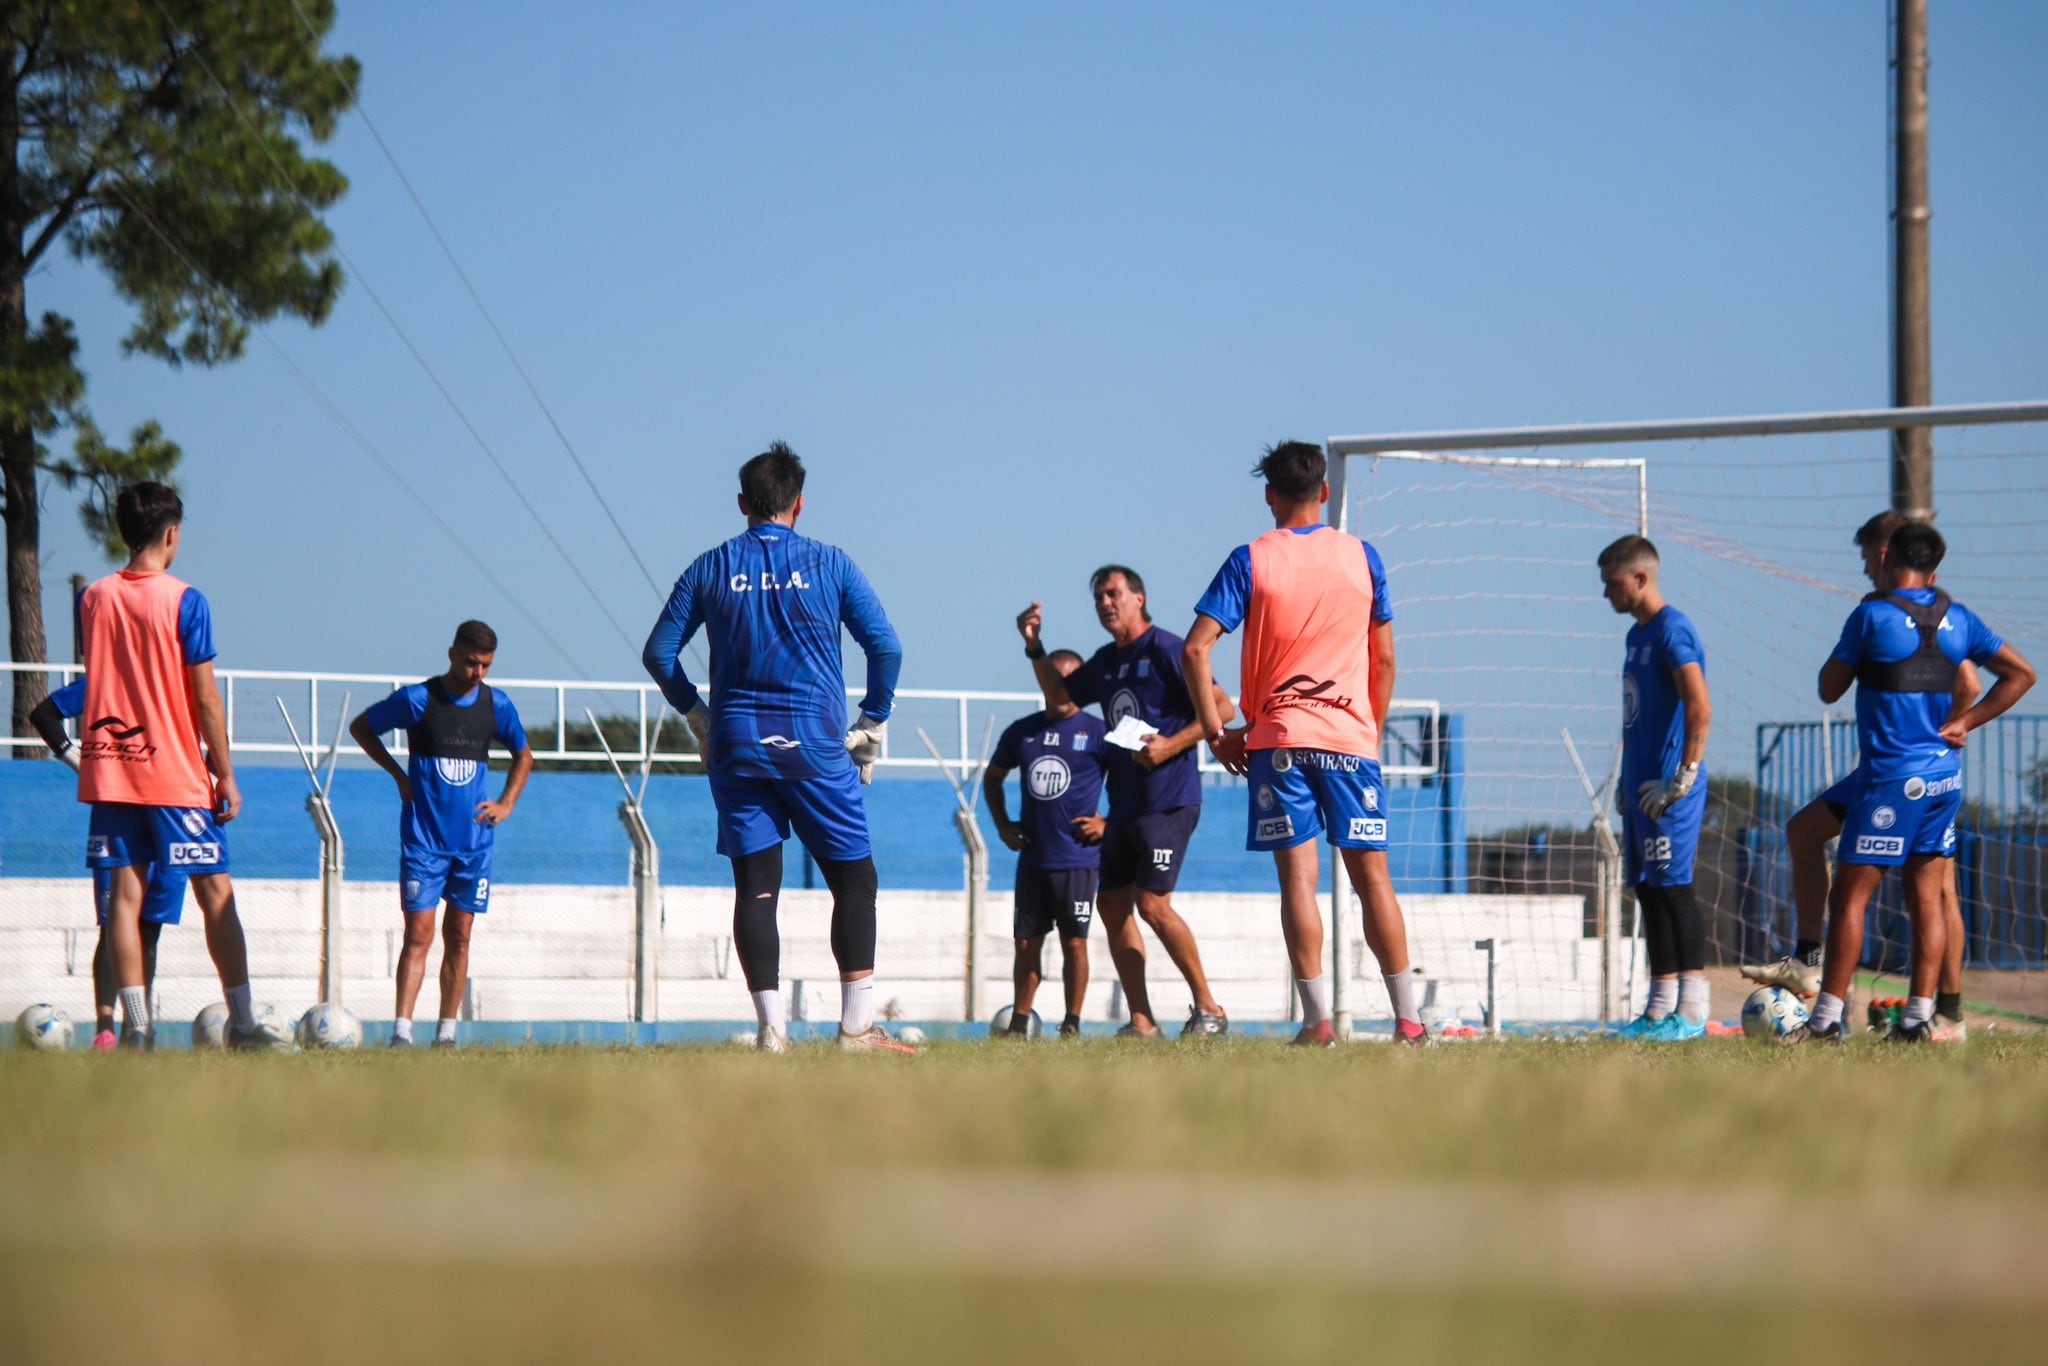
1636;882;1704;975
729;847;878;990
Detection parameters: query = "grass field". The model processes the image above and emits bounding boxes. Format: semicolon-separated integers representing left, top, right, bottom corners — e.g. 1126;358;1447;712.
5;1034;2047;1364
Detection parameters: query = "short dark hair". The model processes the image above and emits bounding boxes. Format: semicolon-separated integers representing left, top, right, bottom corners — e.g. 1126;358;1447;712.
1886;521;1946;573
1047;648;1083;671
1596;534;1659;571
1854;510;1908;548
1089;564;1151;622
453;620;499;654
1254;441;1326;501
738;441;805;518
113;481;182;552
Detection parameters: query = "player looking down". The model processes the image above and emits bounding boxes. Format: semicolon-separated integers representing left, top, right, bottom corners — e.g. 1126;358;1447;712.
642;441;912;1054
1598;535;1714;1042
1016;566;1234;1039
32;675;187;1050
1793;522;2033;1044
351;621;534;1048
1744;510;1979;1038
1181;441;1423;1047
76;482;281;1049
984;649;1107;1039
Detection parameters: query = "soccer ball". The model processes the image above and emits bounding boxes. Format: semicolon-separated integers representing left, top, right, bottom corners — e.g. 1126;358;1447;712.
296;1002;363;1050
248;1002;298;1050
897;1025;928;1046
14;1003;74;1052
989;1005;1043;1039
1741;986;1810;1041
192;1002;231;1049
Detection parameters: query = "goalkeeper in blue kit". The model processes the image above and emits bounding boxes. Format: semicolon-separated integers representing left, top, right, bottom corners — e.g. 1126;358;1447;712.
642;442;913;1053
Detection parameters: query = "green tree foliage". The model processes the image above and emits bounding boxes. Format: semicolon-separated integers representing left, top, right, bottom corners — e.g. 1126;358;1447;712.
2;1;356;741
516;711;703;775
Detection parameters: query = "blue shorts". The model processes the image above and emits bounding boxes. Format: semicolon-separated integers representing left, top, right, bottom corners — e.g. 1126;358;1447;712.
1245;749;1387;853
1014;866;1096;940
401;847;493;913
88;803;230;877
1099;805;1199;893
711;764;871;862
1838;770;1962;867
1819;768;1860;819
1621;781;1704;887
92;865;189;926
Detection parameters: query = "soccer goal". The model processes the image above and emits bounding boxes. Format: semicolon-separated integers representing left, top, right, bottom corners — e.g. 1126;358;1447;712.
1328;400;2048;1030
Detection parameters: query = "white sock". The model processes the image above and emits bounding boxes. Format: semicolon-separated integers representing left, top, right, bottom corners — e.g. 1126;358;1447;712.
1810;992;1845;1030
841;977;875;1035
436;1018;458;1043
1677;972;1709;1025
752;988;786;1035
119;986;151;1034
1902;995;1934;1028
1383;971;1417;1024
226;982;255;1032
1297;976;1330;1028
1645;977;1678;1021
392;1018;413;1044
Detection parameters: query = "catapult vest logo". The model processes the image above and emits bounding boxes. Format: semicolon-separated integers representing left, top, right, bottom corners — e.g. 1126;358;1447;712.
85;715;156;762
1264;674;1352;715
1026;755;1072;801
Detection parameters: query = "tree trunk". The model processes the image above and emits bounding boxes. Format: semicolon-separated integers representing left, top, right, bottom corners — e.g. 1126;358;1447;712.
1;40;50;744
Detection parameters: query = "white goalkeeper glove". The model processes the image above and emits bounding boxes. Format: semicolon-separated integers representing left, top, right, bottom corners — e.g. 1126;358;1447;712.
1638;763;1700;820
682;700;713;765
844;714;886;784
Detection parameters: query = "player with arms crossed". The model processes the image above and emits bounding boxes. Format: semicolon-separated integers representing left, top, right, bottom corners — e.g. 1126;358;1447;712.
984;649;1108;1039
351;621;534;1048
1182;441;1423;1047
1598;535;1714;1041
1016;567;1234;1039
1794;522;2033;1043
643;441;912;1053
33;676;188;1049
1745;510;1980;1038
76;482;282;1049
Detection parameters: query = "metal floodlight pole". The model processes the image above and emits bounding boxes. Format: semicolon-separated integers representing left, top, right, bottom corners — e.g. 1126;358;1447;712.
587;708;660;1024
278;694;348;1006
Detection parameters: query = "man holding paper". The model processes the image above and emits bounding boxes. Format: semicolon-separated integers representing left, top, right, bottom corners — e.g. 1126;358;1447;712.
1016;566;1234;1038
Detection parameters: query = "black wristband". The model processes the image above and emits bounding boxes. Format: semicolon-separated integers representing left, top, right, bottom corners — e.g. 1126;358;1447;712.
1024;641;1046;660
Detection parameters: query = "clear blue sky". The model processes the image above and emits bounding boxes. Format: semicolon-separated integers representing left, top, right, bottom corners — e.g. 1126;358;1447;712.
29;0;2048;701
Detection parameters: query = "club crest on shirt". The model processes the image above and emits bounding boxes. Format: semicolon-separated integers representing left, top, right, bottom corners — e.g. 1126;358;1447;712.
1109;689;1140;725
182;810;207;836
1871;806;1897;830
1622;674;1641;727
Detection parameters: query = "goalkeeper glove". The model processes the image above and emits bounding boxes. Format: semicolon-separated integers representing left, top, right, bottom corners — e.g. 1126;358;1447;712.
682;700;713;765
1637;763;1700;820
845;714;886;784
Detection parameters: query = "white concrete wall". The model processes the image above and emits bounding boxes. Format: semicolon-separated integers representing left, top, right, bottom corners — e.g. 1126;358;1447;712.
1;877;1636;1027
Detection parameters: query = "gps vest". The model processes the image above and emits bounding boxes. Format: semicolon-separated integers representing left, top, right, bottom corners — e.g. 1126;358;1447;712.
1856;590;1960;694
407;679;498;761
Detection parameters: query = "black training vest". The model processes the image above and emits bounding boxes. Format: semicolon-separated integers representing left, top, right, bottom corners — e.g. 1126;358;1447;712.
406;678;497;760
1855;590;1960;694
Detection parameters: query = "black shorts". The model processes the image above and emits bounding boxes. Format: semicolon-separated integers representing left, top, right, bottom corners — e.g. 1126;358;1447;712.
1099;804;1200;894
1014;866;1097;940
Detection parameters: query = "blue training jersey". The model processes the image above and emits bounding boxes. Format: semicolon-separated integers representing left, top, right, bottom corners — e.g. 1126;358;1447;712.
1621;606;1706;794
49;676;87;719
642;523;902;780
1061;625;1202;817
361;683;528;856
1831;587;2003;781
993;709;1108;870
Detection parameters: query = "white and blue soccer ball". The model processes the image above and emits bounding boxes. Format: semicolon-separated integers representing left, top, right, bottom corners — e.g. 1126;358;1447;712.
192;1001;231;1049
897;1025;927;1046
1741;986;1810;1041
296;1002;363;1050
248;1002;298;1051
14;1003;74;1052
989;1005;1043;1039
